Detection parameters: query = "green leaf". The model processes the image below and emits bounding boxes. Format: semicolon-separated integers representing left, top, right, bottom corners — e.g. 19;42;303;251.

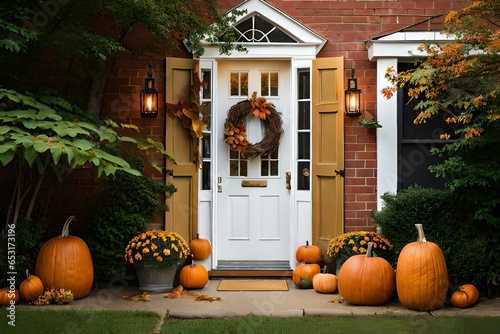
50;146;63;165
0;90;21;104
91;148;130;168
1;109;38;120
0;150;15;166
52;122;90;137
0;140;17;153
70;138;94;151
24;146;39;167
23;119;52;130
0;126;11;135
33;140;49;153
119;136;138;144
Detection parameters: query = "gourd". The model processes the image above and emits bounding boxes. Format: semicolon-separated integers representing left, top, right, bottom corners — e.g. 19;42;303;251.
189;234;211;260
396;224;448;311
312;267;338;294
293;263;321;287
20;270;44;301
338;242;394;305
35;216;94;299
0;287;19;305
451;284;479;308
295;241;322;264
179;255;209;289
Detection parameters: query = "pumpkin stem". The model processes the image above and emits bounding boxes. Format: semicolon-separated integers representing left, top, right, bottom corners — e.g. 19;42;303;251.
61;215;76;237
415;224;427;242
306;240;309;247
322;265;327;273
366;242;374;257
25;269;30;278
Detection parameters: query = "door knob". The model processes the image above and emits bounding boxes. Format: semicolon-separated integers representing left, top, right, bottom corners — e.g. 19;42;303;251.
286;171;291;190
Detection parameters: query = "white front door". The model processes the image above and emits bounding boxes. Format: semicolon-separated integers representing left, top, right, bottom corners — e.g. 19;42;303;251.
215;59;291;270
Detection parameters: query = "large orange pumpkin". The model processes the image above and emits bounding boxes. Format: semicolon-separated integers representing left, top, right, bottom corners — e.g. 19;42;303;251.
396;224;448;311
36;216;94;299
179;256;209;289
338;242;395;305
0;287;19;305
189;234;211;260
293;263;321;286
20;270;44;301
295;241;322;264
451;284;479;308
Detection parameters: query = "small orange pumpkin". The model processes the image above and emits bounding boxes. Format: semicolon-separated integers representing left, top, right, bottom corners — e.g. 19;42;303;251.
295;241;322;264
312;270;338;294
20;270;44;301
189;234;211;260
293;263;321;286
451;284;479;308
338;242;395;305
0;287;19;306
179;256;209;289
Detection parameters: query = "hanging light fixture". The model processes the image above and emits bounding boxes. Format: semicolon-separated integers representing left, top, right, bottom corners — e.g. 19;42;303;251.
344;69;362;117
140;62;158;118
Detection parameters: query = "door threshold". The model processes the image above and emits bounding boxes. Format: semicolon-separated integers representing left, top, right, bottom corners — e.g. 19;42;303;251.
209;270;293;278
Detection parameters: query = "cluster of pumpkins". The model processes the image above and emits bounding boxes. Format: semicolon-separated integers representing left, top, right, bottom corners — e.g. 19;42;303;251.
178;234;211;290
293;224;479;311
1;216;93;305
0;216;214;306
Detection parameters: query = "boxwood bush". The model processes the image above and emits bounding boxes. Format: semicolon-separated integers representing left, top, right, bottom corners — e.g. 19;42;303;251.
85;152;176;286
372;185;500;298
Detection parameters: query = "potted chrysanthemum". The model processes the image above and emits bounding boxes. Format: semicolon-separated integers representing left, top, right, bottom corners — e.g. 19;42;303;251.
125;230;190;292
326;231;393;270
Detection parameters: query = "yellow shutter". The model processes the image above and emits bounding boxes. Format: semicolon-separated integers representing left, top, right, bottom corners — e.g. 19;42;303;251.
312;56;345;253
165;57;198;241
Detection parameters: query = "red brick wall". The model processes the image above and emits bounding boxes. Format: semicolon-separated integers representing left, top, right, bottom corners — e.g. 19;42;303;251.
218;0;470;232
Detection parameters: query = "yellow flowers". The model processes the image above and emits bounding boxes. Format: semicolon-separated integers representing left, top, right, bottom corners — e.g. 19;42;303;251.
327;231;393;266
125;230;190;267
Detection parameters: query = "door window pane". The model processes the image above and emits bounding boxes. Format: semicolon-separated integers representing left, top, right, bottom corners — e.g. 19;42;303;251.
230;72;248;96
261;71;278;96
261;150;279;176
229;149;248;177
297;69;311;190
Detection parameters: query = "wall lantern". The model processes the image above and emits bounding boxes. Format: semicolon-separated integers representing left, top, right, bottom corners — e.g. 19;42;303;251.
344;69;362;117
140;62;158;118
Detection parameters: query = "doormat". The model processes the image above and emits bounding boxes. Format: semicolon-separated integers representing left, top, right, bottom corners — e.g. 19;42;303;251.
217;279;288;291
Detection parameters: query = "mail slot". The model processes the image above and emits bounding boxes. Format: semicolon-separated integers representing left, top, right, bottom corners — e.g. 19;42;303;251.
241;180;267;187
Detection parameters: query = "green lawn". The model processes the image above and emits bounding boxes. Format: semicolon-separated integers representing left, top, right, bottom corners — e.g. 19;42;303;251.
1;309;499;334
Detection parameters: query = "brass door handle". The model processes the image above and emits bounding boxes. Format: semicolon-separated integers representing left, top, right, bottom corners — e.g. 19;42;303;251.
286;171;291;190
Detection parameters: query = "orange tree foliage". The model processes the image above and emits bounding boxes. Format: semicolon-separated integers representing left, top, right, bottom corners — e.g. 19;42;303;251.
382;0;500;226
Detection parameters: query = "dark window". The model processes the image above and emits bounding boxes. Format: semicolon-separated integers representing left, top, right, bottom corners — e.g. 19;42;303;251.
397;63;458;190
297;69;310;190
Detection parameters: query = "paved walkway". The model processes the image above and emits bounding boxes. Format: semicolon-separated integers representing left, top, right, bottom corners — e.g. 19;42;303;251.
19;279;500;319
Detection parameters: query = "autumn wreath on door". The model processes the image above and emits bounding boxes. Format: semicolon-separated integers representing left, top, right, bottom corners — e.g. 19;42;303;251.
224;92;283;160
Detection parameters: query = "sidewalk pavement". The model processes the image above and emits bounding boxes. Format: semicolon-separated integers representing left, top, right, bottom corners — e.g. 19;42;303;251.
19;279;500;319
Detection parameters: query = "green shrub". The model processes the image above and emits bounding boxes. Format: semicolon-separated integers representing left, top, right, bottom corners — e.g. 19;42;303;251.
372;185;500;297
85;153;176;286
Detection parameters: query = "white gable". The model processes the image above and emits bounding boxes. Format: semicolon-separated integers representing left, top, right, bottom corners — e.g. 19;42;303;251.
200;0;326;59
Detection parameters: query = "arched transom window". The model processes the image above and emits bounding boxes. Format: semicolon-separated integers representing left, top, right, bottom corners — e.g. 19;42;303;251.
234;14;297;43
